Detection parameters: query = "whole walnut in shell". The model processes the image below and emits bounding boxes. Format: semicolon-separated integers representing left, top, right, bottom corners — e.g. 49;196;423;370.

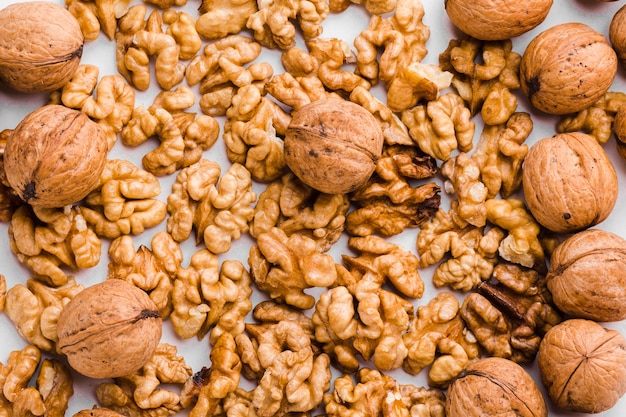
538;319;626;413
444;0;553;40
546;229;626;322
520;22;618;115
446;357;547;417
284;98;384;194
610;5;626;65
0;1;84;93
522;132;618;233
57;279;162;379
4;104;108;208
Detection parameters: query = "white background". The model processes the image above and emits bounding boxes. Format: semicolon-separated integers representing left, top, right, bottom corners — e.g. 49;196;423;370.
1;0;626;415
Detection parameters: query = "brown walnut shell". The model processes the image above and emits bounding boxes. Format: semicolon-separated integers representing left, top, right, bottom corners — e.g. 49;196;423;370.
538;319;626;413
284;98;384;194
445;357;547;417
444;0;553;41
4;104;108;208
520;22;618;115
546;229;626;322
610;4;626;65
0;1;84;93
57;279;162;379
522;132;618;233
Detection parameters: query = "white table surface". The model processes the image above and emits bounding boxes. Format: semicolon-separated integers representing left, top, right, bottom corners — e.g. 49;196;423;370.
1;0;626;415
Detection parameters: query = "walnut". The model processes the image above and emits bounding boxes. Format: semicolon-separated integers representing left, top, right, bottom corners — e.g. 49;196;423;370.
284;97;384;194
522;132;618;233
0;1;84;93
4;104;108;208
444;0;552;40
445;357;547;416
538;319;626;413
520;22;618;115
0;345;74;417
610;4;626;65
56;279;162;379
546;229;626;322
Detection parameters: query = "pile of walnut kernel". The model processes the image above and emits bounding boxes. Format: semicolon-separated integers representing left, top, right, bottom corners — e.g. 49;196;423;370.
0;0;625;415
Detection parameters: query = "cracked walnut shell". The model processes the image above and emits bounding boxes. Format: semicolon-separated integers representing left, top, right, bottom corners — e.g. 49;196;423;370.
56;279;162;379
445;356;547;417
0;1;84;93
444;0;552;41
538;319;626;413
4;104;108;208
284;98;384;194
522;132;618;233
546;229;626;322
520;22;618;115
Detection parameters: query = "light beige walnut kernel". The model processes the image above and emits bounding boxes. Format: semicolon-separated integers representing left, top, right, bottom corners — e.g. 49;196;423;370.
80;159;167;239
196;0;258;39
9;205;102;287
0;345;74;417
166;159;257;254
441;152;489;227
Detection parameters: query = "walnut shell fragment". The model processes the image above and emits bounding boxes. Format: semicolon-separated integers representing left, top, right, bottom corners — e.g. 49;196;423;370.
4;104;108;208
520;22;618;115
538;319;626;413
522;132;618;233
284;98;384;194
445;357;547;417
546;229;626;322
56;279;162;379
0;1;84;93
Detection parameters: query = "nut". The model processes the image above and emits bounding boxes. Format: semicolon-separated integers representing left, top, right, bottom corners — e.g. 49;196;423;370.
56;279;162;379
4;104;108;208
538;319;626;413
546;229;626;322
0;1;84;93
522;132;618;233
284;98;384;194
520;22;618;114
610;4;626;65
445;357;547;417
444;0;552;40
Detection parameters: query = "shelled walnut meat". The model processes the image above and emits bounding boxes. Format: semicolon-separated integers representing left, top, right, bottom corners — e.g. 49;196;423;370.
0;1;84;93
56;279;162;379
4;104;108;208
538;319;626;413
445;356;547;417
520;22;618;114
546;229;626;322
522;132;618;233
284;98;384;194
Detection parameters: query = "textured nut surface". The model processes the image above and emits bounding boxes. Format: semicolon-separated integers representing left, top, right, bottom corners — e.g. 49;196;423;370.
0;1;83;93
56;279;162;379
444;0;552;40
445;357;547;417
4;104;108;208
520;22;618;114
610;5;626;64
538;319;626;413
547;229;626;321
522;132;618;233
284;98;384;194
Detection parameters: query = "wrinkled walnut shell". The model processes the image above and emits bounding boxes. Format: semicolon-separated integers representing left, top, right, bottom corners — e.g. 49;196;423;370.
522;132;618;233
445;0;553;40
538;319;626;413
546;229;626;322
4;104;108;208
284;98;384;194
520;22;618;115
446;357;547;417
610;5;626;65
0;1;84;93
57;279;162;379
